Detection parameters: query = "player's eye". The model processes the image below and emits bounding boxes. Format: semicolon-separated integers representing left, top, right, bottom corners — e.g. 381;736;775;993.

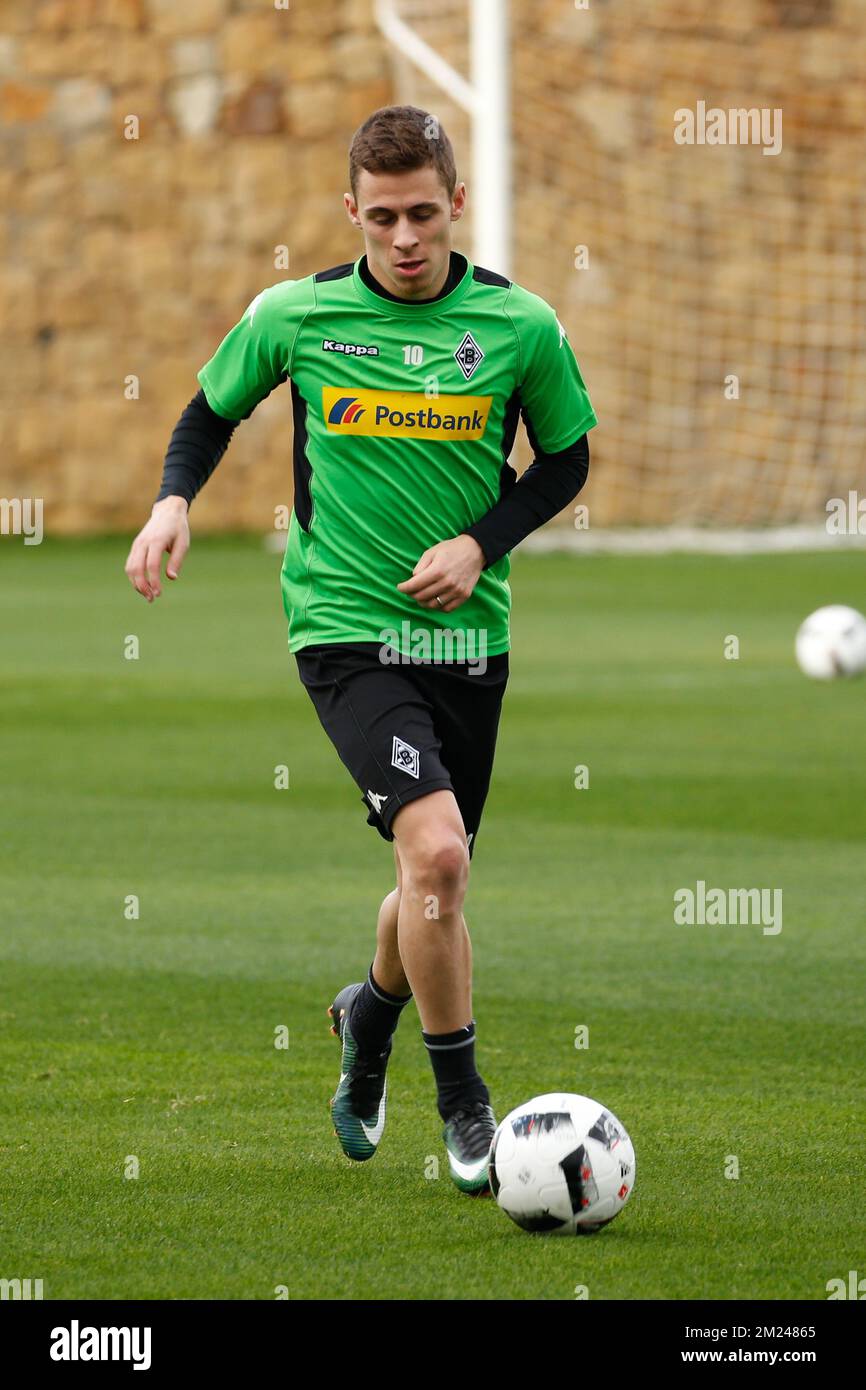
370;211;434;223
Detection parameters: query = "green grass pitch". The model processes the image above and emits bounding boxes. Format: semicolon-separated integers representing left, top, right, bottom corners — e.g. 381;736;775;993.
1;537;864;1300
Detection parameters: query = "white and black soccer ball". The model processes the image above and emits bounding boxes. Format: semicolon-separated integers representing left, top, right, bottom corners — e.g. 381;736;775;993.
489;1093;635;1235
795;605;866;680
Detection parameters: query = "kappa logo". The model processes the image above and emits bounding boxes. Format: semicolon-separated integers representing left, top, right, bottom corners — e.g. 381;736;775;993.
367;789;389;813
454;330;484;381
322;338;380;357
246;290;267;325
391;736;420;780
245;281;297;326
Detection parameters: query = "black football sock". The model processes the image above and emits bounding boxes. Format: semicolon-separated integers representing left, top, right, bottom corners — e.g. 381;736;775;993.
348;963;412;1055
421;1020;490;1122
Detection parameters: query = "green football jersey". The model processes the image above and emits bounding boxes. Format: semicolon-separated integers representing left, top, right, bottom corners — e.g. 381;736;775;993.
197;254;597;657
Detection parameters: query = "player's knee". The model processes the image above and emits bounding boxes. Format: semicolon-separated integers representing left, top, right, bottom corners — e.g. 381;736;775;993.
404;832;469;909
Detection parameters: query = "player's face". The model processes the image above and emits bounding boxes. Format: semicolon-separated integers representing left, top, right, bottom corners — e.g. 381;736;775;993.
345;166;466;300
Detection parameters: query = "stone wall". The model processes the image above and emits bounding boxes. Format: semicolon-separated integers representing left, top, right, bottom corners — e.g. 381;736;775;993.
2;0;864;533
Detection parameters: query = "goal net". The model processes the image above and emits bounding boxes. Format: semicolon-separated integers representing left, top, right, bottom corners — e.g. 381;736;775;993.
380;0;866;531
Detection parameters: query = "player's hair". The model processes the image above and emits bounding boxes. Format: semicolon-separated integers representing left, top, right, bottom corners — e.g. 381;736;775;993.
348;105;457;204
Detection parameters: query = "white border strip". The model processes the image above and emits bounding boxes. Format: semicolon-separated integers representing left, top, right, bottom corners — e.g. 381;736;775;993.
520;527;866;556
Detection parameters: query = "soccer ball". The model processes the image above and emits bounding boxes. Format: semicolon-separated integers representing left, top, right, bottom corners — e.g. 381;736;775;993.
795;605;866;680
489;1093;635;1235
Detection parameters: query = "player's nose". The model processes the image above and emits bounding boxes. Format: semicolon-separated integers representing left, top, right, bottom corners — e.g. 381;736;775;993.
394;220;419;247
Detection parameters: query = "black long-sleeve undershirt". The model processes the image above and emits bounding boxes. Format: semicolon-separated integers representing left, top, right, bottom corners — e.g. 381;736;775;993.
155;389;239;505
461;431;589;569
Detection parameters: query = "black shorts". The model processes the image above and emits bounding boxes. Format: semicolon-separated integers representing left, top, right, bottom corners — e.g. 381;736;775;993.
294;642;509;857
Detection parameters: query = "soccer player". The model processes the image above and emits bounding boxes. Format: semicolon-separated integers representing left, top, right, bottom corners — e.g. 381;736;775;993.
125;105;596;1196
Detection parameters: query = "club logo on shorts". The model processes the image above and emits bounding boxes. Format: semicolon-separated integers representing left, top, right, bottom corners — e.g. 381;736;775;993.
391;735;420;780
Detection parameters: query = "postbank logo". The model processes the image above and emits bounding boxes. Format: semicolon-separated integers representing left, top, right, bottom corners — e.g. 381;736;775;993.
323;388;491;439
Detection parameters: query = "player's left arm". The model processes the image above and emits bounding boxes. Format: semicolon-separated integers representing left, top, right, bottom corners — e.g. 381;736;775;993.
126;282;300;601
462;300;597;573
399;301;597;610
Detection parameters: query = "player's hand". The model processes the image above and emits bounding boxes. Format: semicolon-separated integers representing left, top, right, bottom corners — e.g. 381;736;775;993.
397;534;485;612
124;496;190;602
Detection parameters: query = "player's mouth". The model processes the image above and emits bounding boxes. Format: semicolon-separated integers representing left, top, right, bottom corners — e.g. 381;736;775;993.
395;259;425;276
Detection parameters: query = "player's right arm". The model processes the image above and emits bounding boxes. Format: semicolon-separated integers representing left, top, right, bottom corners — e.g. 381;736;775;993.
124;388;239;601
124;278;307;601
124;493;191;603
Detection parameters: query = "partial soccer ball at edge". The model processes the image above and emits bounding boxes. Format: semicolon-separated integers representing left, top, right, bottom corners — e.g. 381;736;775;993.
489;1093;635;1235
795;605;866;680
